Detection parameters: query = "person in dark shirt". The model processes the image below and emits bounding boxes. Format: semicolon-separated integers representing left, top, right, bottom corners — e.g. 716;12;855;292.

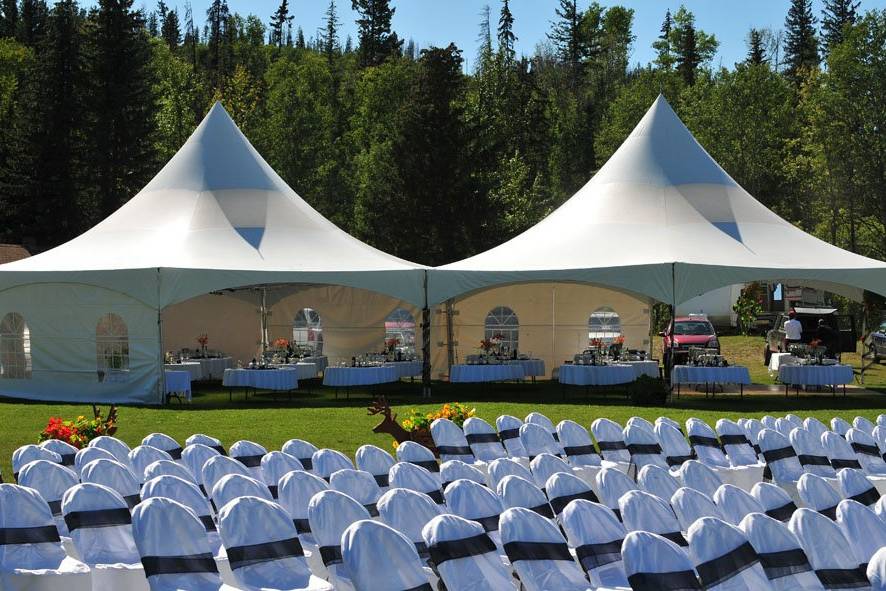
815;319;838;358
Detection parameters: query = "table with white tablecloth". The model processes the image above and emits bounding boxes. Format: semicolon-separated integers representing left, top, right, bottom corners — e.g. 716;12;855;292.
164;370;192;402
273;362;319;381
450;364;525;383
299;356;328;374
191;357;233;380
778;363;854;396
385;361;423;379
508;359;546;379
164;362;202;382
672;365;751;397
323;366;400;392
558;364;636;386
622;360;660;379
222;369;299;399
768;353;799;376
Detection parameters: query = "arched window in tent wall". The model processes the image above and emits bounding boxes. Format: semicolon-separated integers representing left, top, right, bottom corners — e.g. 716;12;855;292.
0;312;32;379
484;306;519;353
96;313;129;381
385;308;416;356
293;308;323;355
588;307;622;344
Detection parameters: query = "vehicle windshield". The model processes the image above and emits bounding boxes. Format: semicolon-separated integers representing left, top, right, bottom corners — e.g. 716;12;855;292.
879;322;886;333
673;321;714;336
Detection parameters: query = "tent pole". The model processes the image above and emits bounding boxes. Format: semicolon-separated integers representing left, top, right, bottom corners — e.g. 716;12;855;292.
156;268;164;406
421;270;431;399
670;262;676;388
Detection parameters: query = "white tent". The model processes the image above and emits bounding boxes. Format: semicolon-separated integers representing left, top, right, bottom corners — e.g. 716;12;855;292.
0;103;426;404
428;95;886;307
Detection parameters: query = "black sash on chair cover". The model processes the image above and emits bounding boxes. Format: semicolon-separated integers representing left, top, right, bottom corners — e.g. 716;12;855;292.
437;445;472;457
226;536;304;570
414;541;429;557
797;454;831;467
47;500;62;515
549;490;599;514
667;454;694;467
429;533;496;566
765;501;797;522
199;515;217;532
503;541;573;563
319;544;343;566
498;428;519;441
234;454;262;468
627;570;701;590
142;552;218;577
597;441;628;452
123;494;141;509
849;486;879;506
612;508;622;522
363;503;379;517
830;458;862;470
551;432;560;442
474;514;499;532
373;474;389;487
626;443;663;455
410;460;440;473
59;453;76;466
465;433;500;445
426;489;445;504
575;539;623;570
659;531;688;547
293;518;311;534
563;444;598;457
753;444;762;455
198;484;208;497
850;442;880;457
166;447;183;460
758;548;812;580
64;508;131;532
688;435;721;449
820;504;838;520
298;457;313;471
0;525;61;545
401;584;433;591
720;434;750;446
814;567;869;588
211;445;227;456
528;502;555;519
762;446;797;463
695;542;760;589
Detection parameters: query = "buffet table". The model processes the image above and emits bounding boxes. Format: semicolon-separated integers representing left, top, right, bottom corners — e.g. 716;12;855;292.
164;370;192;402
300;355;328;374
274;362;319;381
222;368;299;400
164;362;202;382
509;359;546;380
450;364;525;383
768;353;799;376
778;363;854;396
558;364;636;386
323;365;401;397
385;361;423;379
192;357;233;380
671;365;751;397
622;360;660;379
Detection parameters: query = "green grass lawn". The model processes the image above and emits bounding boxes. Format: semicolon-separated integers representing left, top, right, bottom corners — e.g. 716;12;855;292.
0;336;883;479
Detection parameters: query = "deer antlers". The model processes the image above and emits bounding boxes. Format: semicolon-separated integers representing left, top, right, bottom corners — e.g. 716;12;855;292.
367;396;397;422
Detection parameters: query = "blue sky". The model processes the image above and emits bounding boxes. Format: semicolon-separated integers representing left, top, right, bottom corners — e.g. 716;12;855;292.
135;0;886;70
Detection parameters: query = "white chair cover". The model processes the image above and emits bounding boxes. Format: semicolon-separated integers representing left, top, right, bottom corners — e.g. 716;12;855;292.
341;519;433;591
680;460;725;499
622;530;701;590
758;429;804;489
752;482;798;522
395;442;439;484
277;470;329;581
804;418;830;442
499;507;591;590
388;462;444;505
440;460;485;490
556;420;602;468
330;469;382;517
421;514;512;591
202;455;251;500
624;423;670;471
12;445;62;481
789;508;870;591
529;453;572;490
713;484;765;526
832;418;852;438
627;416;656;433
560;499;629;588
377;487;442;563
61;483;147;590
80;458;141;509
657;417;684;433
185;434;227;455
211;474;272;510
228;440;268;481
355;444;396;491
847;429;886;476
799;473;843;520
776;418;796;438
638;464;681;503
686;516;773;590
870;548;886;591
141;475;219;552
837;499;886;568
308;490;371;591
620;490;687;547
131;496;231;591
487;457;533;490
217;496;331;591
854;418;876;435
838;468;881;508
282;439;318;473
520;423;564;461
739;512;824;591
686;418;730;468
495;415;528;459
672;487;725;532
791;428;839;477
39;439;77;469
144;459;198;486
526;412;565;454
443;479;504;545
743;419;765;459
0;483;91;591
784;415;805;431
656;422;696;469
716;419;760;467
129;446;173;484
596;467;637;520
824;432;866;473
17;460;78;536
545;472;598;517
141;434;183;462
497;475;555;521
260;451;303;499
591;418;631;464
89;436;135;474
876;497;886;526
462;417;507;462
872;427;886;459
762;416;779;431
430;418;477;464
182;443;222;494
73;447;116;477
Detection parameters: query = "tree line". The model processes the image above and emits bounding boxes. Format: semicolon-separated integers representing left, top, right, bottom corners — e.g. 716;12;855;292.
0;0;882;277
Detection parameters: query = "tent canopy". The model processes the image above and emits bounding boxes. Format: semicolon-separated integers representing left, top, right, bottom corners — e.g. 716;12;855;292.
0;103;427;308
428;95;886;306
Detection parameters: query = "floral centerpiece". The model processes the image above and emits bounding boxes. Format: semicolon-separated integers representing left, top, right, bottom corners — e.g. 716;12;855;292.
368;397;475;453
38;406;118;449
385;337;400;354
479;337;495;354
197;334;209;356
589;338;604;351
273;337;290;350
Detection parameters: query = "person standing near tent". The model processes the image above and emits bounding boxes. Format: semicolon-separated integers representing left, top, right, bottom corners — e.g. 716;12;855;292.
815;319;838;358
784;310;803;350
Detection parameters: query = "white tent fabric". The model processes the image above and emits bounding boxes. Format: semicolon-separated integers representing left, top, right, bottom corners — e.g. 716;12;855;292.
428;95;886;306
0;102;425;405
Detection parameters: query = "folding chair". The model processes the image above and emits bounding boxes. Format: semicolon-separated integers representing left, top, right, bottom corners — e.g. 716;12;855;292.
823;432;865;472
12;444;62;481
395;442;439;484
776;418;796;439
61;483;147;591
0;483;91;591
430;418;478;465
831;418;852;438
624;422;670;472
803;418;830;442
872;427;886;461
277;470;329;577
686;516;773;590
497;474;555;521
520;424;564;464
141;433;183;461
529;453;574;491
791;427;839;478
762;416;779;431
784;415;805;432
838;467;881;508
181;443;222;495
525;412;565;455
17;460;79;537
129;446;173;485
282;439;318;473
556;420;602;485
440;460;485;490
686;418;730;468
39;439;77;468
680;459;725;499
355;444;396;491
443;478;505;547
626;416;656;434
216;496;331;590
622;531;701;590
869;548;886;591
463;417;507;463
595;467;637;521
496;415;529;462
672;487;725;532
657;416;684;434
758;429;805;502
752;482;798;522
545;471;598;517
712;484;765;526
89;436;135;475
591;418;631;465
80;458;141;509
211;473;272;511
620;490;687;547
308;489;372;591
854;417;876;435
260;451;303;498
638;464;681;504
656;421;696;469
421;514;512;591
141;475;221;553
389;462;444;505
185;434;227;456
341;519;434;591
487;457;533;491
499;507;592;591
742;419;764;459
228;439;268;481
73;447;116;478
739;512;823;591
377;487;443;566
837;499;886;568
798;473;843;520
330;469;382;516
201;455;251;501
715;418;761;467
846;429;886;478
144;459;198;487
560;499;629;588
789;508;870;591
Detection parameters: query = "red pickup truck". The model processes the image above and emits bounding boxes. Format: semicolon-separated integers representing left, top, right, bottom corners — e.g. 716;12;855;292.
661;315;720;369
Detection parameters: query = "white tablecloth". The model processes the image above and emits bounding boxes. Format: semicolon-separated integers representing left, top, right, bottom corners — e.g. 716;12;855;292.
672;365;751;385
778;364;854;386
385;361;423;378
769;353;799;375
222;369;299;391
323;366;400;387
558;364;636;386
164;370;192;401
273;363;318;380
192;357;233;380
450;364;525;383
622;360;660;379
299;356;328;374
164;362;202;381
509;359;546;377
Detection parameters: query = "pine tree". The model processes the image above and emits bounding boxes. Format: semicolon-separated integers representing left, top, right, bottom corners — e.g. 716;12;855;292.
268;0;292;48
182;0;197;66
17;0;48;46
205;0;231;88
821;0;859;55
160;5;180;50
746;28;767;65
783;0;819;84
497;0;515;63
352;0;401;67
652;9;674;70
321;0;339;63
295;26;304;49
675;10;700;84
147;11;158;36
343;34;352;53
548;0;584;79
476;4;492;66
1;0;17;38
